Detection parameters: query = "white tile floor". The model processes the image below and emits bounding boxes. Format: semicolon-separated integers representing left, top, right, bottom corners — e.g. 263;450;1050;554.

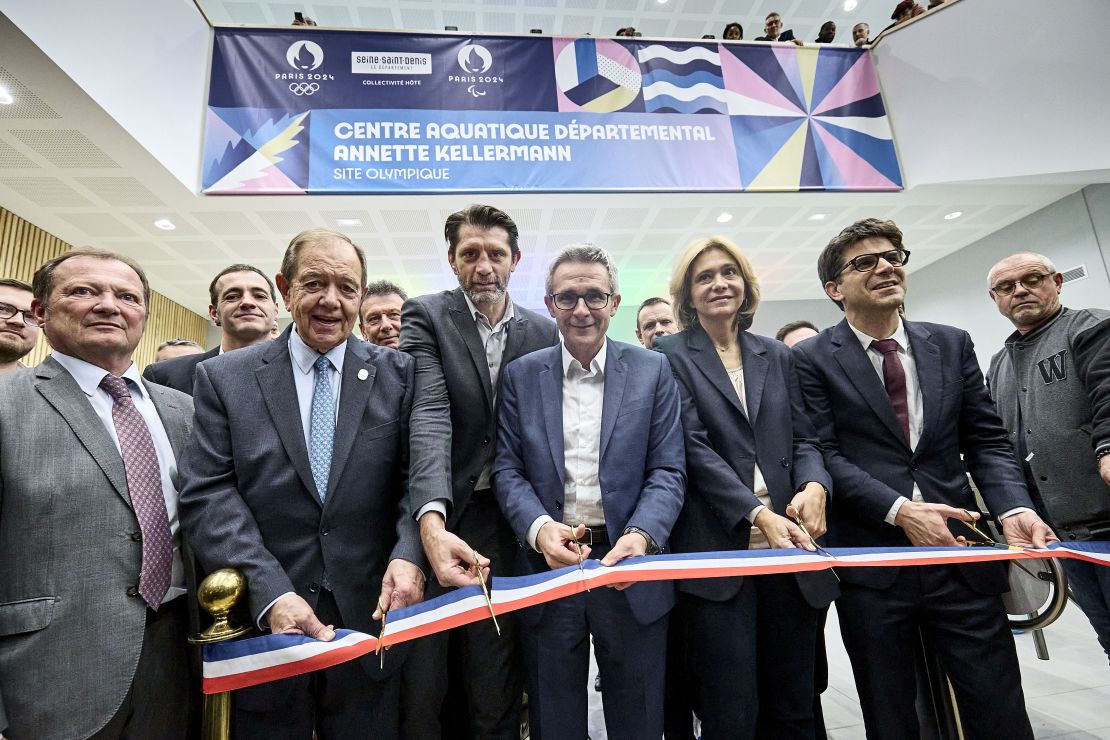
585;600;1110;739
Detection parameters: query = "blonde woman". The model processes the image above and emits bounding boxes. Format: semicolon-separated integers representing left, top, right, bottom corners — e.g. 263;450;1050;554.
653;236;835;739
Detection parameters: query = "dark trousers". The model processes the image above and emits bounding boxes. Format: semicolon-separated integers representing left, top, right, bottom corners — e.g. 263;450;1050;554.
523;543;668;740
663;602;697;740
91;598;192;740
233;589;401;740
682;574;821;740
1063;558;1110;664
410;493;523;740
837;565;1034;740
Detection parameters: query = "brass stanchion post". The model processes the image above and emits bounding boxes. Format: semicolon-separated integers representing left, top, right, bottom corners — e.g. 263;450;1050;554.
189;569;252;740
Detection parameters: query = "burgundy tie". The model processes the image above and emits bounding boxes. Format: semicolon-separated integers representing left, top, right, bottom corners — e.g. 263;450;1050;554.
100;374;173;609
870;339;911;445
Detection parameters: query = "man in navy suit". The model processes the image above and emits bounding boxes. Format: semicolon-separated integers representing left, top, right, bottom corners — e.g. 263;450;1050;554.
143;264;278;395
793;218;1055;740
493;244;686;740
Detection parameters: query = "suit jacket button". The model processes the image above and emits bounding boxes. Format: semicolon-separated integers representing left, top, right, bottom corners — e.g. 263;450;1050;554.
468;476;478;485
780;457;790;467
126;586;139;597
911;464;918;472
483;436;491;445
131;532;142;542
321;529;330;536
309;582;320;593
554;501;562;510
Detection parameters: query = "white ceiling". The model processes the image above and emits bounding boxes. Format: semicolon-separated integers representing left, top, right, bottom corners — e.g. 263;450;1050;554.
199;0;896;42
0;2;1089;342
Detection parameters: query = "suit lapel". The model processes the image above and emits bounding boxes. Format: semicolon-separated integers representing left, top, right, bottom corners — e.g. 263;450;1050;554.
600;340;627;461
539;351;565;485
831;319;911;451
144;381;190;459
739;331;768;424
35;357;131;505
502;303;532;366
687;326;746;418
447;289;494;409
255;336;321;503
326;340;377;504
906;321;942;453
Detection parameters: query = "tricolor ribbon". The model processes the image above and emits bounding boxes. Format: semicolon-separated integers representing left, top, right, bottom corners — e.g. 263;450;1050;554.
202;541;1110;694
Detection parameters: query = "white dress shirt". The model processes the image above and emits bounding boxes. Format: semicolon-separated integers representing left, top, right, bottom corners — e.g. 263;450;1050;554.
52;352;186;604
417;295;515;522
527;342;608;551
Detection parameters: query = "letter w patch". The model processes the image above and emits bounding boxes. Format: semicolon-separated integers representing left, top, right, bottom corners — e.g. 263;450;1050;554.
1037;350;1068;384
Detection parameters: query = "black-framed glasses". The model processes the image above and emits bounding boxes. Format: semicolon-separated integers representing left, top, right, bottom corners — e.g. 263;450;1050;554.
839;249;911;275
991;272;1054;296
0;302;40;327
550;291;612;311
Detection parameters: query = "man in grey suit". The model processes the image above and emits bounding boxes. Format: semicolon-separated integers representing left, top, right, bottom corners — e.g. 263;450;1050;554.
400;204;558;738
0;249;195;740
143;263;278;395
179;229;424;740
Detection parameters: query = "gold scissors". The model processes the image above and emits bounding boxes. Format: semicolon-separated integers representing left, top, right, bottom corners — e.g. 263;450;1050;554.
570;525;591;591
792;513;840;581
473;550;501;636
376;599;388;669
958;509;1017;548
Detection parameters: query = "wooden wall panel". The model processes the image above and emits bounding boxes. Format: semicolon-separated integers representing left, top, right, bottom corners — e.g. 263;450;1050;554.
0;207;207;369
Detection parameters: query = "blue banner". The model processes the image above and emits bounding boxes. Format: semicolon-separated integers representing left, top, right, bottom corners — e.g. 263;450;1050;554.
203;28;902;194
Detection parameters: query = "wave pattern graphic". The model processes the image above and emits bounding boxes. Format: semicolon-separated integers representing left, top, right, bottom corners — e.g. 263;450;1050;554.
646;95;729;114
641;69;724;89
637;44;721;66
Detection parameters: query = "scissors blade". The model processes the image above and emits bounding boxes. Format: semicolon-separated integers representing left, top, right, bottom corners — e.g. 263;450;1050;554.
473;550;501;636
792;514;840;581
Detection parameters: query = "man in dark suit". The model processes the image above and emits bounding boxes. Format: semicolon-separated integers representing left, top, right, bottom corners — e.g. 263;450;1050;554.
793;218;1055;740
400;204;557;738
493;244;685;740
179;230;424;740
143;263;278;394
0;249;194;739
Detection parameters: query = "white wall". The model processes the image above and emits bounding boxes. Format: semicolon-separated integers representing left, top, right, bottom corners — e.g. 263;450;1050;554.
906;186;1110;368
750;298;845;339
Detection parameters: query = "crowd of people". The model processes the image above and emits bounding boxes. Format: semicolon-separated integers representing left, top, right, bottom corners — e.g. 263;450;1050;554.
0;205;1107;740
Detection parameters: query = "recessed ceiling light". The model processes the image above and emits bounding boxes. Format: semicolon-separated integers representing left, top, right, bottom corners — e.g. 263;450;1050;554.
0;85;13;105
658;0;669;4
716;212;733;224
843;0;858;11
153;218;176;231
943;211;963;220
336;218;362;226
807;213;828;221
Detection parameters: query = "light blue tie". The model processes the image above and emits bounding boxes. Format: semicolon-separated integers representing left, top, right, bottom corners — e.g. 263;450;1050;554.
309;355;334;500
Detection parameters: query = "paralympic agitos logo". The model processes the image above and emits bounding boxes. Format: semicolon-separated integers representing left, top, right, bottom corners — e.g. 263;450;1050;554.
274;40;335;95
449;43;503;98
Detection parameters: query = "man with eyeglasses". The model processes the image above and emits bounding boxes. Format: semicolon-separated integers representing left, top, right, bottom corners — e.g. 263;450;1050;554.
492;244;685;740
0;278;40;374
793;218;1053;740
986;252;1110;662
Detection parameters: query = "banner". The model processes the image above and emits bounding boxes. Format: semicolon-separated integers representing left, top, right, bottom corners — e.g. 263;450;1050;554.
203;28;902;194
202;541;1109;693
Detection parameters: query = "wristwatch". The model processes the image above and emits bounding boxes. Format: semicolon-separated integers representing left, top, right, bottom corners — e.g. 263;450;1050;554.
623;526;662;555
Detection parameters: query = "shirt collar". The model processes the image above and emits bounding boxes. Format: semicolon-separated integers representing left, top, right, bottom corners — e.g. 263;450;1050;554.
51;351;148;399
463;291;515;330
848;317;909;353
561;340;607;379
288;327;347;376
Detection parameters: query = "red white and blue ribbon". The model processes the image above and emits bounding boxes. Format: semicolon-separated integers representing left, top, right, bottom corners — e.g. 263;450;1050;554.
202;541;1110;694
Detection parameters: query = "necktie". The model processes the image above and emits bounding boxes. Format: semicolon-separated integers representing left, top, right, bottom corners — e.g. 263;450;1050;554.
309;355;335;500
100;374;172;609
870;339;911;445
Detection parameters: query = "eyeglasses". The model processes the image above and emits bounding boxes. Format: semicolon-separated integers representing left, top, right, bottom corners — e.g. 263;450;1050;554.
839;249;911;275
550;291;612;311
0;302;40;327
990;272;1054;296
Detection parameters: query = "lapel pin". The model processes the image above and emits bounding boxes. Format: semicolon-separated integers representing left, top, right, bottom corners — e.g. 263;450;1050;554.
357;369;369;381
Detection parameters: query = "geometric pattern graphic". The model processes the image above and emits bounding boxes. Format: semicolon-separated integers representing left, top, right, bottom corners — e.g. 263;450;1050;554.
554;38;642;113
637;44;727;114
204;109;310;193
720;44;902;191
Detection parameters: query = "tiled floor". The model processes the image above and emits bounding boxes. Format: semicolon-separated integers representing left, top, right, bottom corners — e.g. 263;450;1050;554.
585;599;1110;738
